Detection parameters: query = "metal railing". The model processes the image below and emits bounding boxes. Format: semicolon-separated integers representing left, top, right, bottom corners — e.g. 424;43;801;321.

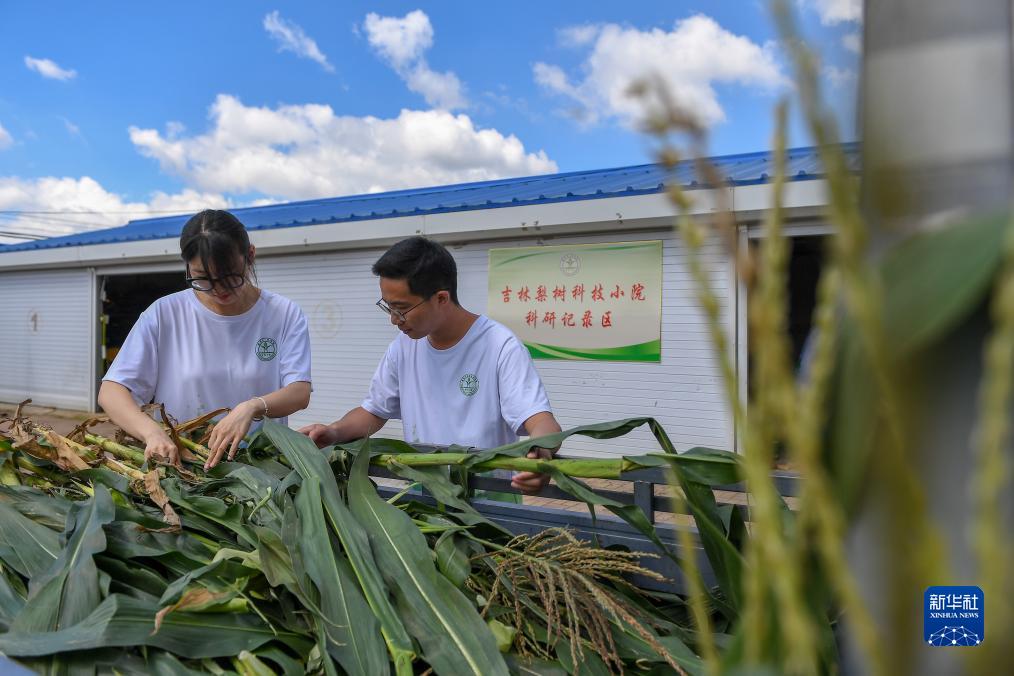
371;449;799;593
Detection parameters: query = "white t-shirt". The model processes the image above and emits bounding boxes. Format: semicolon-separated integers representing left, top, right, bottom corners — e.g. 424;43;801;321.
103;289;311;426
362;315;552;449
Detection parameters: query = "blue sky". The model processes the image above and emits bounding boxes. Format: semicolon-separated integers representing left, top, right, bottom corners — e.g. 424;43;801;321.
0;1;861;242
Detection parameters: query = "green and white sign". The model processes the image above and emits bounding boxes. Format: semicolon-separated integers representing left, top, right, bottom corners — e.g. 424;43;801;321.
488;241;662;362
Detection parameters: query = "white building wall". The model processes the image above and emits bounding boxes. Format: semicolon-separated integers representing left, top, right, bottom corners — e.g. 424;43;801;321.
254;247;411;443
0;268;94;410
257;227;735;458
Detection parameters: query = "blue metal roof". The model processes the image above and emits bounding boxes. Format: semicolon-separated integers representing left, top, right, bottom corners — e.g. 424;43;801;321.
0;143;859;254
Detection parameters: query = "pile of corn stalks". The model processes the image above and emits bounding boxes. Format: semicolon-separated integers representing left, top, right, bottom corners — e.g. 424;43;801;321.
0;401;742;675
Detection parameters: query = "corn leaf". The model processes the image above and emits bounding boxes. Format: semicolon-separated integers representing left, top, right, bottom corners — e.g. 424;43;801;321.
611;623;705;676
348;442;509;676
433;531;471;590
252;647;304;676
145;471;181;530
155;588;234;633
0;484;71;530
11;486;115;633
538;464;743;620
19;647;144;676
20;430;90;472
235;650;276;676
261;421;415;672
95;555;167;600
506;653;570;675
631;447;742;486
73;467;131;495
0;593;312;658
202;465;283;524
337;437;421;455
465;417;676;464
158;558;256;609
278;491;343;676
480;418;747;618
102;520;214;564
147;650;208;675
252;526;296;589
827;211;1008;508
0;501;61;578
554;640;611;676
161;479;256;547
0;565;27;630
386;462;478;514
293;476;388;675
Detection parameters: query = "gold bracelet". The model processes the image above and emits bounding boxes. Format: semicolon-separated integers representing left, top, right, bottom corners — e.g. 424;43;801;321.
253;396;269;420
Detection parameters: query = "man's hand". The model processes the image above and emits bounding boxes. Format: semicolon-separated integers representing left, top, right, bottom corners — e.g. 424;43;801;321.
511;446;553;495
298;408;387;448
514;411;562;495
298;423;340;449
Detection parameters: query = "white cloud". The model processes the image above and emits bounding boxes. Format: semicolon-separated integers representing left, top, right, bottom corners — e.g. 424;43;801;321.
558;24;601;48
0;122;12;150
166;121;186;138
801;0;863;25
0;176;229;243
482;88;542;123
263;10;334;72
842;32;861;54
146;188;232;213
363;10;467;110
61;117;83;139
129;94;556;200
24;56;77;81
363;10;432;67
533;63;585;106
404;66;466;111
535;15;788;128
824;65;856;89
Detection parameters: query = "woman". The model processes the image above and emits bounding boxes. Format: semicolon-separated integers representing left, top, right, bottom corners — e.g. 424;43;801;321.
99;209;312;470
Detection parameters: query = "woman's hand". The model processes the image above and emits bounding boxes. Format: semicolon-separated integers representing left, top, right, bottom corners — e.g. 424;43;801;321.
205;400;261;470
143;428;180;466
100;381;181;466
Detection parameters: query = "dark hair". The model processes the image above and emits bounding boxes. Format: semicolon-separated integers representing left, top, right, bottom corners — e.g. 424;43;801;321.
179;210;251;278
372;236;458;304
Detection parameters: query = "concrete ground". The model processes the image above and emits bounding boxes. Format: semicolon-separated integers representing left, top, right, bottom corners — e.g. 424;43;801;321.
0;400;120;438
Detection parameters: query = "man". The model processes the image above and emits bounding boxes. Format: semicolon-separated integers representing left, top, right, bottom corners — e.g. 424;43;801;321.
299;236;562;495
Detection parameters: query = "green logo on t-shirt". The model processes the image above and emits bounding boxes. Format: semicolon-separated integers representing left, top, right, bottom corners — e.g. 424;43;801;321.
256;337;278;361
459;373;479;396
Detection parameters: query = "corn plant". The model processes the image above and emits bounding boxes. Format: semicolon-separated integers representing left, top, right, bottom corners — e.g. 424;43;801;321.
619;2;1014;674
0;401;754;674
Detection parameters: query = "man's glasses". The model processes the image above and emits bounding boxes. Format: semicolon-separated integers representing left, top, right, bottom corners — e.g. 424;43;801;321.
186;263;248;292
376;296;429;323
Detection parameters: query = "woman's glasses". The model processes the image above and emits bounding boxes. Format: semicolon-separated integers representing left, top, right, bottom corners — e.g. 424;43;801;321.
186;262;248;292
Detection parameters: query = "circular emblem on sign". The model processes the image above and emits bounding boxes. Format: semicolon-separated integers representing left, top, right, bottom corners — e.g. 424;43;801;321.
255;337;278;361
559;253;581;276
459;373;479;397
